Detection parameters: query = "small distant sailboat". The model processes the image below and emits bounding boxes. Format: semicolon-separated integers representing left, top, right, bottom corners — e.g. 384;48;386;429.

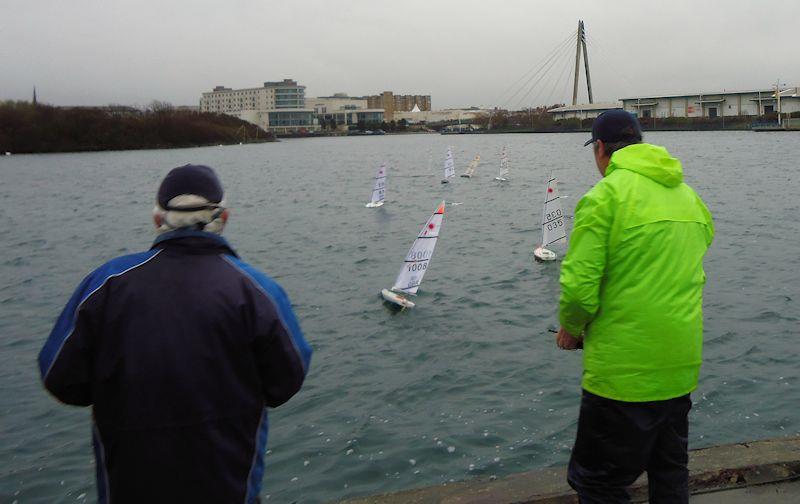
441;148;455;184
494;146;510;181
460;154;481;178
534;174;567;262
365;163;387;208
381;201;446;309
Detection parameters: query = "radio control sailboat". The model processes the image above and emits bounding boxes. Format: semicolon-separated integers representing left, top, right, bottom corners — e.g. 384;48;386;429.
534;174;566;261
460;154;481;178
365;163;387;208
381;201;446;309
494;146;510;181
441;148;455;184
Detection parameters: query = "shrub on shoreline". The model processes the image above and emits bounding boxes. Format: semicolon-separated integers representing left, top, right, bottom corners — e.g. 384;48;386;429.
0;101;273;154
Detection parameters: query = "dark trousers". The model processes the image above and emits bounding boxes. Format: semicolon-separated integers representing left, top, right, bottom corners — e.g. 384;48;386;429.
567;390;692;504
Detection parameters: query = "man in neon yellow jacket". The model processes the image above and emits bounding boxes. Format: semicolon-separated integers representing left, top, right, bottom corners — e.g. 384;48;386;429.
557;110;713;503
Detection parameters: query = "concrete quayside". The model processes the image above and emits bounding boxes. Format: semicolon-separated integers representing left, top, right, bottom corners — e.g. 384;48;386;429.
338;436;800;503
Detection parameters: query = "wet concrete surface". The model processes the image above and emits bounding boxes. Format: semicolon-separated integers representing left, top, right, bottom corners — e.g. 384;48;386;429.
339;436;800;503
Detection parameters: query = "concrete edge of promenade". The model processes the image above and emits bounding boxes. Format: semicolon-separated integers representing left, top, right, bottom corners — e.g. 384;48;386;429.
337;436;800;503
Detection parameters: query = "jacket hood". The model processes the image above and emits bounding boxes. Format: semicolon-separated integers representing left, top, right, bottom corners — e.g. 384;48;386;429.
605;143;683;187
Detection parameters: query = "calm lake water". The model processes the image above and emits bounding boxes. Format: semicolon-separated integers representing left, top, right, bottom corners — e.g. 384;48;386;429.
1;131;799;503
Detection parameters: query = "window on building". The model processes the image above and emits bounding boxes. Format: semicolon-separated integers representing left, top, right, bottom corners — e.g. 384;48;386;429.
708;107;718;118
764;105;774;114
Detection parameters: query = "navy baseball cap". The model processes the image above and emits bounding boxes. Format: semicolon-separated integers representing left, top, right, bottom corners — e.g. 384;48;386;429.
584;110;643;146
157;164;224;211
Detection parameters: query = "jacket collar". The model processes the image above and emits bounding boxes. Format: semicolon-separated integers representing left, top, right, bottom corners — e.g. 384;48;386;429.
151;229;238;257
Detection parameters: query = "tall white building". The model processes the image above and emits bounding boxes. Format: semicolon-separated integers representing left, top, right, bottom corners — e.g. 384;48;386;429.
199;79;318;135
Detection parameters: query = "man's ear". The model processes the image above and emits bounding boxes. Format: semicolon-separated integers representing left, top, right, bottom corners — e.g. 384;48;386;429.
221;209;230;224
153;213;163;228
596;140;606;159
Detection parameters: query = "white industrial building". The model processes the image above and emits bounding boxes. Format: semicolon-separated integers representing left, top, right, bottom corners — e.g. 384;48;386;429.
548;102;622;120
199;79;319;135
620;87;800;119
547;87;800;122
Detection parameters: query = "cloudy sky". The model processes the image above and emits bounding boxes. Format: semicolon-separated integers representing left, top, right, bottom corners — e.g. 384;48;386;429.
2;0;798;109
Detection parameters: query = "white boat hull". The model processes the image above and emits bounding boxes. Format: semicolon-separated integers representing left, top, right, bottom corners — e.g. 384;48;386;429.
381;288;415;309
534;246;557;262
365;201;385;208
494;177;507;182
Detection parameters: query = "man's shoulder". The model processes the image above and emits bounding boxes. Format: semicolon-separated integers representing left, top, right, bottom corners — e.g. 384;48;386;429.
88;249;162;284
219;255;287;301
68;250;162;307
579;173;620;209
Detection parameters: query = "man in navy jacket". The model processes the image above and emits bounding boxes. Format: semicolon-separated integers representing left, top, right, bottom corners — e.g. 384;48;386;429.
38;164;312;503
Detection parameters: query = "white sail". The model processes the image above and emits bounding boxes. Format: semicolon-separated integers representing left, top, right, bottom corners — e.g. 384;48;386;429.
541;175;566;247
392;201;446;295
498;146;510;178
442;148;455;180
462;154;480;177
367;163;387;206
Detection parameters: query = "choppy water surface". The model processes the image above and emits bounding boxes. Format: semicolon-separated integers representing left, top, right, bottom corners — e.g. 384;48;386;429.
1;132;799;503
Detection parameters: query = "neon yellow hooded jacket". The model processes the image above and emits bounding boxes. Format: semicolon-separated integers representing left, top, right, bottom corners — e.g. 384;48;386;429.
559;143;714;402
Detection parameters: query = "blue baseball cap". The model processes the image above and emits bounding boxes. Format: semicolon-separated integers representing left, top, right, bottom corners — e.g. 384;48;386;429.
584;110;643;146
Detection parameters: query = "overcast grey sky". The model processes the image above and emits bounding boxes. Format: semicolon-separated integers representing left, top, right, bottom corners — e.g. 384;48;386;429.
2;0;798;109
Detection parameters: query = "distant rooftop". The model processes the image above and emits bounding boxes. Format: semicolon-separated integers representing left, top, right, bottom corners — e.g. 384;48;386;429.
621;87;799;100
263;79;302;88
548;102;622;113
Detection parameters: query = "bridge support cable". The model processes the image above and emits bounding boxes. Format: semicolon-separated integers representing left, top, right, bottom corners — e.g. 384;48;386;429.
511;36;579;110
494;30;577;109
523;38;579;111
503;32;577;109
583;31;637;98
543;46;581;110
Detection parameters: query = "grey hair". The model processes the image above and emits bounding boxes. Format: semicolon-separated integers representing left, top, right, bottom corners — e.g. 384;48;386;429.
153;194;226;234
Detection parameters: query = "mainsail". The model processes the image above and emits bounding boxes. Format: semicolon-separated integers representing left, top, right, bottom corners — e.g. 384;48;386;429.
443;148;455;180
498;146;510;178
369;163;387;205
541;175;566;247
392;201;446;295
462;154;480;177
